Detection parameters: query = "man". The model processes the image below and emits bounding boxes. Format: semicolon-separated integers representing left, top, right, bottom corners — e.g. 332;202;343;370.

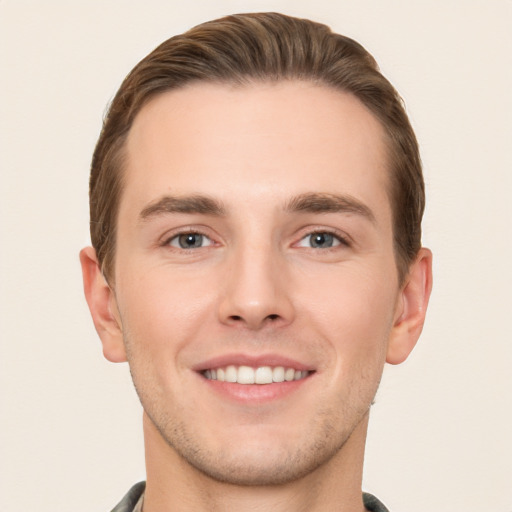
80;12;432;512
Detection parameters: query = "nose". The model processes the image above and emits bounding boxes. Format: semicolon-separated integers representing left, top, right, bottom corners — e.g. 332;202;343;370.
217;242;295;330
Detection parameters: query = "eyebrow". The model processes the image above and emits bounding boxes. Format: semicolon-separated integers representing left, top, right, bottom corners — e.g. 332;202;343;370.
139;192;375;223
139;195;226;220
285;192;376;223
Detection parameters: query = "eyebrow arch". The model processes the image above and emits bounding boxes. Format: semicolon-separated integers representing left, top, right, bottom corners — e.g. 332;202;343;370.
139;195;226;220
285;192;376;223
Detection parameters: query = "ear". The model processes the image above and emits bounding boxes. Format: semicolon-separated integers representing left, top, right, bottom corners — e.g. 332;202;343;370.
387;248;433;365
79;247;127;363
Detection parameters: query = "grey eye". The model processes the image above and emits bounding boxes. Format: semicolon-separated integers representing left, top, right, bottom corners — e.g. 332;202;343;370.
169;233;212;249
297;232;342;249
310;233;335;248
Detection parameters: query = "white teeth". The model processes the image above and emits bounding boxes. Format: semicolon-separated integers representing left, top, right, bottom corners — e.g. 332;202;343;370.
238;365;255;384
225;365;237;383
284;368;295;381
255;366;273;384
272;366;285;383
203;365;310;385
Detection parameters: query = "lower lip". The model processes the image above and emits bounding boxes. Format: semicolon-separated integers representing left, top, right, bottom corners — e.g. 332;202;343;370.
200;375;312;403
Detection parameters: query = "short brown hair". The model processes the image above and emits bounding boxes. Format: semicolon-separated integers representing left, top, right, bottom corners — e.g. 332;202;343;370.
90;12;424;284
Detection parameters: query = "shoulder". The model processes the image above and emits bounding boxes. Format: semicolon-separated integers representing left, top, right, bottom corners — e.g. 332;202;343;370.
363;492;390;512
110;481;146;512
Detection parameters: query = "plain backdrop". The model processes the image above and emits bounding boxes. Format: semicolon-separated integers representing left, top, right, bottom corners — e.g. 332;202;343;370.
1;1;511;511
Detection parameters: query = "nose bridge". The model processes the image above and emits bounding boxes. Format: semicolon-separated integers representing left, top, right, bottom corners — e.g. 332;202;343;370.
218;234;294;329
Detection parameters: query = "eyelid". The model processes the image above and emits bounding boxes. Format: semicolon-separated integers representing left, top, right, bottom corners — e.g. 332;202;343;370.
169;233;213;249
294;227;352;248
157;225;352;249
159;226;218;248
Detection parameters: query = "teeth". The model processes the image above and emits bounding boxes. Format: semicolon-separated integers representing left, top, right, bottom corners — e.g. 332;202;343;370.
272;366;285;383
238;365;255;384
203;365;310;385
255;366;273;384
284;368;295;381
225;365;237;383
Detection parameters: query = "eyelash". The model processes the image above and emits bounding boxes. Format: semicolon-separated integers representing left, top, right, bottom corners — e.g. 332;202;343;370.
162;229;214;250
296;230;351;250
161;228;350;251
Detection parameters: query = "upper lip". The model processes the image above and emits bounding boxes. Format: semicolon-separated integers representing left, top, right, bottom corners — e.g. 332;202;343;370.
192;353;314;372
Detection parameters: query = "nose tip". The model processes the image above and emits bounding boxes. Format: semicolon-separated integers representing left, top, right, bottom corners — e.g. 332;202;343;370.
217;253;294;331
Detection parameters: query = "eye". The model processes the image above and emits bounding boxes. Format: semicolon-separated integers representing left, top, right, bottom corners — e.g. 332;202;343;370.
297;232;344;249
168;232;213;249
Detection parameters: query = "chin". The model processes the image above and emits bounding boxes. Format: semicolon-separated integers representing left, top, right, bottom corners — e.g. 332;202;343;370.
175;439;339;486
150;408;365;487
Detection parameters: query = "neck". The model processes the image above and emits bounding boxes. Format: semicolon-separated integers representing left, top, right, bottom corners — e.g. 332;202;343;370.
141;412;369;512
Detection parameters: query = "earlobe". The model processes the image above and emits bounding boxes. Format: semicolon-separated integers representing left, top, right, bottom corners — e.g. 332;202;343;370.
79;247;127;363
386;248;433;365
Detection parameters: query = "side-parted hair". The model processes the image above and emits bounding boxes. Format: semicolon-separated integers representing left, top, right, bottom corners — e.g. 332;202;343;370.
90;12;424;284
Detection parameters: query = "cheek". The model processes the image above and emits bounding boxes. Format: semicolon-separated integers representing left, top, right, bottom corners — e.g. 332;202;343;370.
301;266;398;363
115;268;216;367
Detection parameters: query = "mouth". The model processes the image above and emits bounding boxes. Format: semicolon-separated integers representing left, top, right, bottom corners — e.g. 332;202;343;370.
202;365;311;385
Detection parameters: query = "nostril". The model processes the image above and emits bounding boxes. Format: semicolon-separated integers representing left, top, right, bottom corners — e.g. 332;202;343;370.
228;313;279;324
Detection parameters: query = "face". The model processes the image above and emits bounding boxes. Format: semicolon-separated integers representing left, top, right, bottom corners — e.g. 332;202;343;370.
86;81;427;486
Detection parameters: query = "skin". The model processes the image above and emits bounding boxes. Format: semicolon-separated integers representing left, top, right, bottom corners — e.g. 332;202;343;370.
81;81;432;512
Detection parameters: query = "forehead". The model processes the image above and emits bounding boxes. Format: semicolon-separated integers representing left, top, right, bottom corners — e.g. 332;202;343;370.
122;81;390;218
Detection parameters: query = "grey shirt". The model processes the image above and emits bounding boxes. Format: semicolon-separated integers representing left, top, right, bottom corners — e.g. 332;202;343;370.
111;481;390;511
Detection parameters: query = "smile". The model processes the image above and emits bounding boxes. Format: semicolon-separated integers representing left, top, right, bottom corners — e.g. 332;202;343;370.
202;365;311;385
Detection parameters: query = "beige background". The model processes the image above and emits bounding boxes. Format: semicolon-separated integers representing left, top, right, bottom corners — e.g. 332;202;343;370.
1;1;511;511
